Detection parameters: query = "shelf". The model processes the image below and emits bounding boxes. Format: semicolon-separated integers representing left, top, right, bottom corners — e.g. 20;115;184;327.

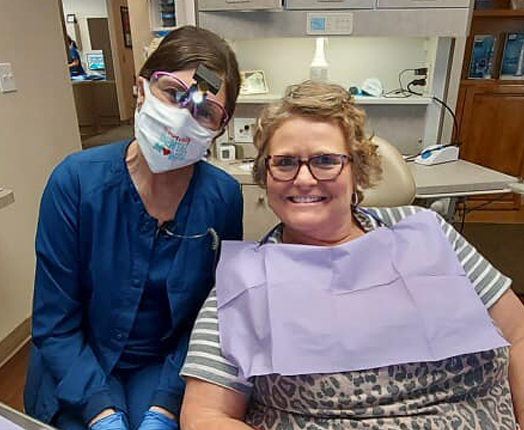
355;96;433;105
237;94;281;103
473;9;524;17
0;189;14;210
238;94;433;105
460;78;524;85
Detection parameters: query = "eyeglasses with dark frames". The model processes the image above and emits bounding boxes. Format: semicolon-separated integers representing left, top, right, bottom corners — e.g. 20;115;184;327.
150;71;228;131
265;153;351;182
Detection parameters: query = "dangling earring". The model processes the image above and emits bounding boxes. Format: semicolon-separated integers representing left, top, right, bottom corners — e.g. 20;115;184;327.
351;191;359;207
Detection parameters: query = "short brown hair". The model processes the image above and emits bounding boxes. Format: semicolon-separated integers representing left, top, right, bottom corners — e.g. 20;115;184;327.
139;26;241;120
253;80;382;198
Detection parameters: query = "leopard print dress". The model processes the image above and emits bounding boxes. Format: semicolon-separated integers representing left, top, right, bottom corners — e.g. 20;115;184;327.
245;347;516;430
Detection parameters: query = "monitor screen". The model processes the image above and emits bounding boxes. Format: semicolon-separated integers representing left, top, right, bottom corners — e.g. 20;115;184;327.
86;52;105;71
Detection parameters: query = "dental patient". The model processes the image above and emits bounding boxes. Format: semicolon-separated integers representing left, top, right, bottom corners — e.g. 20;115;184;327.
180;80;524;430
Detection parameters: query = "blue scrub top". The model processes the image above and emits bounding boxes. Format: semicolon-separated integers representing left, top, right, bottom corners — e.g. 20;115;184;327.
24;141;243;424
68;45;85;76
116;230;174;370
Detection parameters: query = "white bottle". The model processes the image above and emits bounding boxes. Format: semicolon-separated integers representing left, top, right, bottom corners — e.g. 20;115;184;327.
310;37;328;82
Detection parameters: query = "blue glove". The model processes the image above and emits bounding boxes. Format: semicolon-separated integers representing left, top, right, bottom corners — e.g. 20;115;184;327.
90;411;128;430
137;410;178;430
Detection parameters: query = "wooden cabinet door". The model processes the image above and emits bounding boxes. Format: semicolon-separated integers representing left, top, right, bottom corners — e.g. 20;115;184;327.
458;83;524;179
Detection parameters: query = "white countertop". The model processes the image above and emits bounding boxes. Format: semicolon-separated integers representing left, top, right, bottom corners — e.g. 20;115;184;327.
210;158;519;199
209;158;254;185
238;94;433;105
0;188;14;210
410;160;518;198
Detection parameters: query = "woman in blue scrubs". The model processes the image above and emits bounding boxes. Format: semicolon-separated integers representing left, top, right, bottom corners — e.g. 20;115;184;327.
24;26;243;430
67;36;85;77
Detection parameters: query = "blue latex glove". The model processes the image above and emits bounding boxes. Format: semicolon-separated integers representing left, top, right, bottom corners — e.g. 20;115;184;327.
137;410;178;430
90;411;128;430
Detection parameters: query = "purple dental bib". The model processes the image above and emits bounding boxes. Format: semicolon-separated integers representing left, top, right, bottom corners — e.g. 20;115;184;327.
216;210;508;380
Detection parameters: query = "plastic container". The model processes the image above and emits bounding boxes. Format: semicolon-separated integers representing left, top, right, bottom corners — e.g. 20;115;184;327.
310;37;329;82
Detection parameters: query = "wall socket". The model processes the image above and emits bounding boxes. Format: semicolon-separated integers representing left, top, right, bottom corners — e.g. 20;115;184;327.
233;117;256;143
0;63;17;94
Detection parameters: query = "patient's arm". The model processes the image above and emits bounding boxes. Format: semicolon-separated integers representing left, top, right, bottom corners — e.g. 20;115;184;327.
489;289;524;428
181;377;255;430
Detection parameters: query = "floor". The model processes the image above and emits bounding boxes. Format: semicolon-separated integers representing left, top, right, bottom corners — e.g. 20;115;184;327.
459;223;524;295
81;125;133;150
0;342;30;412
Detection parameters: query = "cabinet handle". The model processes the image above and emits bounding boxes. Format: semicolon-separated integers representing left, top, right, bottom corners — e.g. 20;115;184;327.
226;0;251;3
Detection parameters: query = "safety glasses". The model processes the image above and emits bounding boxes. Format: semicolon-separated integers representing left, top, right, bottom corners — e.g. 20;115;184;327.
266;153;351;182
150;71;228;131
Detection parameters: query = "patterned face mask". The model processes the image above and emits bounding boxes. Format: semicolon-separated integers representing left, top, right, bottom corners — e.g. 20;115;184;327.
134;79;218;173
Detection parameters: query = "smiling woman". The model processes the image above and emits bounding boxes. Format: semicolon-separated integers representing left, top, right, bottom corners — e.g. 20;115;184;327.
252;81;381;245
180;80;524;430
264;117;361;245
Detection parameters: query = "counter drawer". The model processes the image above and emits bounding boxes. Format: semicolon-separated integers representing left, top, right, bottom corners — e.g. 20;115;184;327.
376;0;469;8
286;0;373;9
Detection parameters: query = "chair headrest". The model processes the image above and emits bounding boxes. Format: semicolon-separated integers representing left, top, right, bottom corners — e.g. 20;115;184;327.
361;136;416;207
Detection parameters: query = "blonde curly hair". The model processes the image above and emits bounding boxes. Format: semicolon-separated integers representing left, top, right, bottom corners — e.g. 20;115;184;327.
252;80;382;200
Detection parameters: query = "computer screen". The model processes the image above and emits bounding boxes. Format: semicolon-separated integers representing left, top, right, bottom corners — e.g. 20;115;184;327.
86;51;105;71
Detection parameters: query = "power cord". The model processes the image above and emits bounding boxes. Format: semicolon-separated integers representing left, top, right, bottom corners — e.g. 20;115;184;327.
385;67;429;98
465;194;511;213
404;77;460;144
432;95;460;144
455;194;510;232
386;67;463;161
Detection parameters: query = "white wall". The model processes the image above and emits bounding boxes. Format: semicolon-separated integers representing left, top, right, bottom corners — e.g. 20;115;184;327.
128;0;154;75
232;36;432;96
0;0;81;342
62;0;108;62
232;36;435;153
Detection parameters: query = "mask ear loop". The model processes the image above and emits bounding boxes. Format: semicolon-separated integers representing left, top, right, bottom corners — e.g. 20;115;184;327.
137;79;152;111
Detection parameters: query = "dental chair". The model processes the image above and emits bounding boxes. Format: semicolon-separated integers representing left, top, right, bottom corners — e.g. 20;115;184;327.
361;136;416;207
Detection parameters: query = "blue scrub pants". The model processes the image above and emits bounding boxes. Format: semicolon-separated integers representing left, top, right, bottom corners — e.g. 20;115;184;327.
53;364;163;430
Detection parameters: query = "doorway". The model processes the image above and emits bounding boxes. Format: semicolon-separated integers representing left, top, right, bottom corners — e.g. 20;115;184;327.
60;0;136;148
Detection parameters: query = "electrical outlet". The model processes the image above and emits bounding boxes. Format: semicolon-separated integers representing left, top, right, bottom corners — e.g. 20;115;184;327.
0;63;17;94
233;118;256;143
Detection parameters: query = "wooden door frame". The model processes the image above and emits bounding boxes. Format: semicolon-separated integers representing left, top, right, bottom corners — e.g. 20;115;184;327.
56;0;69;54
